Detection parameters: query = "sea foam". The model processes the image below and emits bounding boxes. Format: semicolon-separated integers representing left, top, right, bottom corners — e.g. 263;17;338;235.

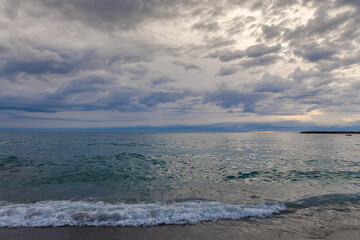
0;201;285;227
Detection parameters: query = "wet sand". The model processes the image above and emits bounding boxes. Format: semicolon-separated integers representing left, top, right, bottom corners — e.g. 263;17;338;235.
0;225;304;240
1;219;359;240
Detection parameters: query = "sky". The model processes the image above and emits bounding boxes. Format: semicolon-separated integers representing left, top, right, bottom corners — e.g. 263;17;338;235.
0;0;360;131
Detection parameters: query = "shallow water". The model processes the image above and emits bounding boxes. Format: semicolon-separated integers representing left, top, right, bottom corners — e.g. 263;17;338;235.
0;132;359;233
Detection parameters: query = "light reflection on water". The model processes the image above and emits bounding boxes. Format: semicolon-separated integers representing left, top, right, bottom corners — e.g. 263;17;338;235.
0;132;359;204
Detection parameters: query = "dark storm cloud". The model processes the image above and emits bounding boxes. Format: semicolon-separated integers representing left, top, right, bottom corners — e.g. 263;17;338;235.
1;60;73;76
216;67;238;76
3;0;200;31
294;47;337;62
151;76;178;86
207;49;246;62
50;76;112;100
0;92;134;113
139;91;188;106
334;0;360;7
316;51;360;72
172;61;202;71
206;43;281;68
51;78;142;111
107;55;151;66
240;55;281;68
204;85;267;112
289;68;334;83
0;51;97;77
283;89;329;104
0;76;138;112
245;44;281;58
253;73;291;93
0;96;60;113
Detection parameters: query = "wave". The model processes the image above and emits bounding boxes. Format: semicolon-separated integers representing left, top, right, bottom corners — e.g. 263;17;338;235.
86;143;153;147
225;170;360;182
285;193;360;210
0;201;285;227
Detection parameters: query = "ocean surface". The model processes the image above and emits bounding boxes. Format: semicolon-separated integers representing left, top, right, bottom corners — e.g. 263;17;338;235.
0;132;359;237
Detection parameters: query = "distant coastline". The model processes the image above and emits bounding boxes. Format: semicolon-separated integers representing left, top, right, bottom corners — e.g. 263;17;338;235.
300;131;360;134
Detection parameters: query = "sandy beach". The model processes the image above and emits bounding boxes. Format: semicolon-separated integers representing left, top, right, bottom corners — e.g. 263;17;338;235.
1;219;359;240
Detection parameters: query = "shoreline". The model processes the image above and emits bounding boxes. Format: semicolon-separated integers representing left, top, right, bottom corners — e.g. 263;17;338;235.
0;224;309;240
1;223;359;240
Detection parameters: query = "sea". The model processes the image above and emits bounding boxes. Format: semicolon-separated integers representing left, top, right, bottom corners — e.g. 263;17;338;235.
0;132;359;238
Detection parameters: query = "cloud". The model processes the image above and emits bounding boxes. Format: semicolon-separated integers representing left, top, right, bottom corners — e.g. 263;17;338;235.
272;0;299;8
139;91;188;106
151;76;178;86
316;51;360;72
207;49;246;62
216;67;238;76
294;45;337;62
51;76;112;99
94;91;135;110
253;73;291;93
261;24;281;40
108;55;151;66
0;51;97;77
204;84;267;112
240;55;281;68
0;60;73;76
192;21;220;32
172;61;202;71
246;43;281;58
204;37;237;49
283;7;354;42
289;68;333;83
0;0;360;128
302;10;351;36
0;75;138;112
3;0;200;31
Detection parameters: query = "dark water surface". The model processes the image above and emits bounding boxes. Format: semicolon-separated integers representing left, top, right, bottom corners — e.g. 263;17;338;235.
0;133;359;237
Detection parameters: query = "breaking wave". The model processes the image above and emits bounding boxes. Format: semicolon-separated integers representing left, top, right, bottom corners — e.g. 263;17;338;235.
0;201;285;227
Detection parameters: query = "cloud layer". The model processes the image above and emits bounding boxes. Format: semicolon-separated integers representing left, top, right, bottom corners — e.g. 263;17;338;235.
0;0;359;129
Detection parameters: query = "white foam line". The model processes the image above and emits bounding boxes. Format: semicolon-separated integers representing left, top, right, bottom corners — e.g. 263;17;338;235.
0;201;285;227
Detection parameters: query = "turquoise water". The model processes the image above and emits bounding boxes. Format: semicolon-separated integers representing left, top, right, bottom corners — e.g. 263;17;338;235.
0;132;359;227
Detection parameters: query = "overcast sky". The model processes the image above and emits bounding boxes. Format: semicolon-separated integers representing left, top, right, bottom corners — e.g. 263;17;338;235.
0;0;360;129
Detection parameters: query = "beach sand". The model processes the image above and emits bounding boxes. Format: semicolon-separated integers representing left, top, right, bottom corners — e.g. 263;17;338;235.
0;226;306;240
1;220;359;240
